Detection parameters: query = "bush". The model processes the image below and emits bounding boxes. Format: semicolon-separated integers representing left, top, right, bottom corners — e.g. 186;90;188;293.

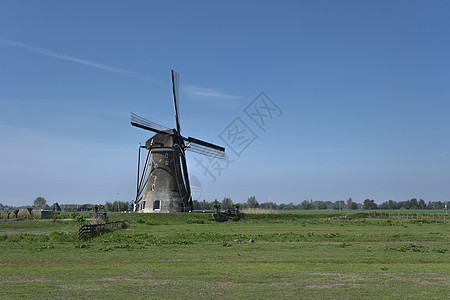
186;218;205;224
75;215;86;223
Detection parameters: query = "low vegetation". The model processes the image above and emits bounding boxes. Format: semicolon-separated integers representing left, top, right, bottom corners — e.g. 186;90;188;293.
0;210;448;299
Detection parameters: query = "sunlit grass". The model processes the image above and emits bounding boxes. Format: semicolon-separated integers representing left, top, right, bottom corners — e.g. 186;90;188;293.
0;211;448;299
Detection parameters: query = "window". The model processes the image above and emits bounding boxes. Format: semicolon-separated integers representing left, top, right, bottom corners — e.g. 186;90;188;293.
165;153;169;159
142;201;146;209
153;200;161;210
151;184;155;191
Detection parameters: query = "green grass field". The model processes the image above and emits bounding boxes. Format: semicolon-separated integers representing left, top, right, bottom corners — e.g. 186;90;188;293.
0;211;448;299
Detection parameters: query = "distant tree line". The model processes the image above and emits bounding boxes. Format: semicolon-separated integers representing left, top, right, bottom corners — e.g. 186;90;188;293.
0;196;446;214
0;196;51;211
104;201;130;212
193;197;447;211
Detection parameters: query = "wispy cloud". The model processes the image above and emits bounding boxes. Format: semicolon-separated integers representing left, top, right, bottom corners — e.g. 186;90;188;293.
0;38;160;84
299;148;346;153
183;84;242;100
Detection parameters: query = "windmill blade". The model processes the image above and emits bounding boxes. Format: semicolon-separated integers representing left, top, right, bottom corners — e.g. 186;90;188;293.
179;153;193;211
185;136;225;152
187;144;226;160
172;70;181;134
185;137;226;159
130;112;172;136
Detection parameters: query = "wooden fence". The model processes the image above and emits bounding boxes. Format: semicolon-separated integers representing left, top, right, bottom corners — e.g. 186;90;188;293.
78;220;127;239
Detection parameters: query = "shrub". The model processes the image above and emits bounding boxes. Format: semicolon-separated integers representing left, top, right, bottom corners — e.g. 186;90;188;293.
75;215;86;223
186;218;205;224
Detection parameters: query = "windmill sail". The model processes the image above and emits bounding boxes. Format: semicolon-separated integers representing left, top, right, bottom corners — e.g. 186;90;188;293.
172;70;181;134
187;143;226;159
131;112;171;135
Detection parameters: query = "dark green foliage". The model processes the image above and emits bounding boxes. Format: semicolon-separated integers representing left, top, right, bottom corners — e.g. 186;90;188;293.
193;200;213;211
146;197;446;211
363;199;378;209
299;200;314;210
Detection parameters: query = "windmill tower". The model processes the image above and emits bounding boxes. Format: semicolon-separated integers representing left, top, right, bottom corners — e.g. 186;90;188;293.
131;70;225;213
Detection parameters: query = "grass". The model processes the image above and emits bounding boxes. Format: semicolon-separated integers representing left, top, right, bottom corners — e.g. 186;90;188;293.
0;211;448;299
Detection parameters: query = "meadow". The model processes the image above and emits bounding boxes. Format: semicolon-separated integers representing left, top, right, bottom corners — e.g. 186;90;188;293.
0;210;448;299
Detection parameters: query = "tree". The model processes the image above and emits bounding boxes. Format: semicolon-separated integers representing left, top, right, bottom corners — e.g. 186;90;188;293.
363;199;377;210
315;201;326;210
105;201;129;212
387;200;398;209
199;200;212;210
418;199;426;209
221;197;233;211
282;202;294;210
300;200;313;210
347;198;358;209
247;196;259;208
192;200;202;210
324;201;333;209
433;201;444;209
260;202;278;210
33;197;46;209
333;201;345;210
409;198;418;209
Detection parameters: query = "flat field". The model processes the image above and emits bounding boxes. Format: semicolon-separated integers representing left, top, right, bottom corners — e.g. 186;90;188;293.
0;211;448;299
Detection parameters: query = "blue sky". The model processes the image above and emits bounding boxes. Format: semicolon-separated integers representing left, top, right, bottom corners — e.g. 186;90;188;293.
1;1;449;206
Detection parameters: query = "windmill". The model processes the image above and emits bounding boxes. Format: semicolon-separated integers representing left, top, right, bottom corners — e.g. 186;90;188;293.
131;70;225;213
